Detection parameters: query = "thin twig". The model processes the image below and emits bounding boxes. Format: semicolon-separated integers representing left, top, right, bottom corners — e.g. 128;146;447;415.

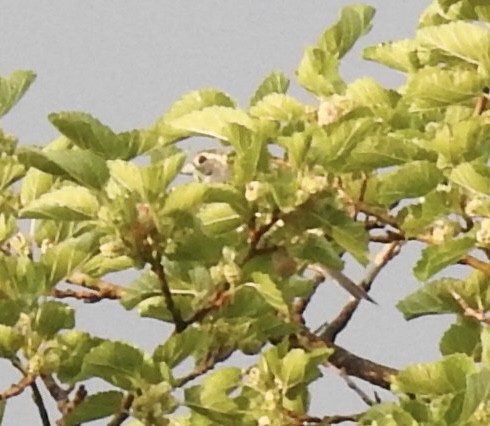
320;242;401;342
30;380;51;426
459;255;490;277
0;373;35;400
450;290;490;324
150;259;185;332
65;272;126;299
107;394;134;426
329;364;376;406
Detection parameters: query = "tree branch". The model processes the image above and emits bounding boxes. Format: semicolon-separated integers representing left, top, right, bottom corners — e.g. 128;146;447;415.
0;373;35;400
320;242;401;342
65;272;126;299
150;258;185;332
30;380;51;426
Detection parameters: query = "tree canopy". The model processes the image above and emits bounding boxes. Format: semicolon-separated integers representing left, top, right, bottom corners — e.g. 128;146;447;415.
2;1;490;425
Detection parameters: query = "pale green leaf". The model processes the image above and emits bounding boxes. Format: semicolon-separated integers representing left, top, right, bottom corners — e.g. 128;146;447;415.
450;163;490;195
296;48;345;97
459;368;490;424
169;106;254;141
291;234;343;270
63;391;124;426
82;341;145;390
0;70;36;118
249;94;305;121
20;168;56;206
374;161;444;205
197;203;241;235
280;349;308;389
17;146;110;190
346;77;399;108
405;67;486;110
413;237;475;281
363;39;419;72
417;21;490;71
0;155;24;191
392;354;476;395
250;272;289;316
440;319;481;357
162;183;208;213
250;71;289;106
0;325;23;359
41;232;100;284
20;186;99;220
318;4;375;58
34;301;75;338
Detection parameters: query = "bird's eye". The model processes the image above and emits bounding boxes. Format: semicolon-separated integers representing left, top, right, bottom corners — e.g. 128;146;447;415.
197;155;208;165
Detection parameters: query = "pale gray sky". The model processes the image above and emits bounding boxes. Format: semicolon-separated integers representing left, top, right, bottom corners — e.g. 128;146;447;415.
1;1;448;424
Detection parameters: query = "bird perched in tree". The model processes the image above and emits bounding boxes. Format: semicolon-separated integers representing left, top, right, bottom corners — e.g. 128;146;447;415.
181;150;232;183
181;149;376;304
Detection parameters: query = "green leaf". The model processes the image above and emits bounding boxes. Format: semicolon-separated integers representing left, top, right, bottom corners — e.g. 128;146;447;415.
249;94;305;121
20;168;56;206
0;214;17;244
162;183;208;213
417;21;490;71
169;106;254;141
34;301;75;338
49;112;157;160
413;237;474;281
374;161;444;205
41;232;100;284
363;39;419;72
346;77;399;109
450;163;490;195
197;203;242;235
0;325;23;358
396;275;488;320
0;155;24;191
307;203;369;265
153;89;236;145
153;327;203;368
56;331;103;383
17;146;110;190
185;367;242;423
459;368;490;424
291;234;343;270
82;341;146;390
250;272;289;316
0;300;22;326
0;70;36;118
107;152;186;200
392;353;476;395
440;319;481;357
20;186;99;220
481;327;490;368
63;391;124;425
311;118;377;171
280;349;308;389
250;71;289;106
296;48;345;97
405;67;486;110
317;4;375;58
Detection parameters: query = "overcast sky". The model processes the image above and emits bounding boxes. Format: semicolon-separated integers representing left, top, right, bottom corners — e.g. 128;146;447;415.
1;1;447;424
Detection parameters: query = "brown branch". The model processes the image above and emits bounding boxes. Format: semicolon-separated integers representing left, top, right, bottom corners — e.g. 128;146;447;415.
150;258;185;332
320;242;401;342
459;255;490;276
51;288;115;302
327;343;396;389
330;364;376;407
30;380;51;426
176;347;235;388
286;409;363;425
0;373;35;400
107;393;134;426
474;87;489;115
65;272;126;299
450;290;490;325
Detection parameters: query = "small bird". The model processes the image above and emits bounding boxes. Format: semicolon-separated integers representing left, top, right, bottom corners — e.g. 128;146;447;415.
181;150;232;183
182;150;376;303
